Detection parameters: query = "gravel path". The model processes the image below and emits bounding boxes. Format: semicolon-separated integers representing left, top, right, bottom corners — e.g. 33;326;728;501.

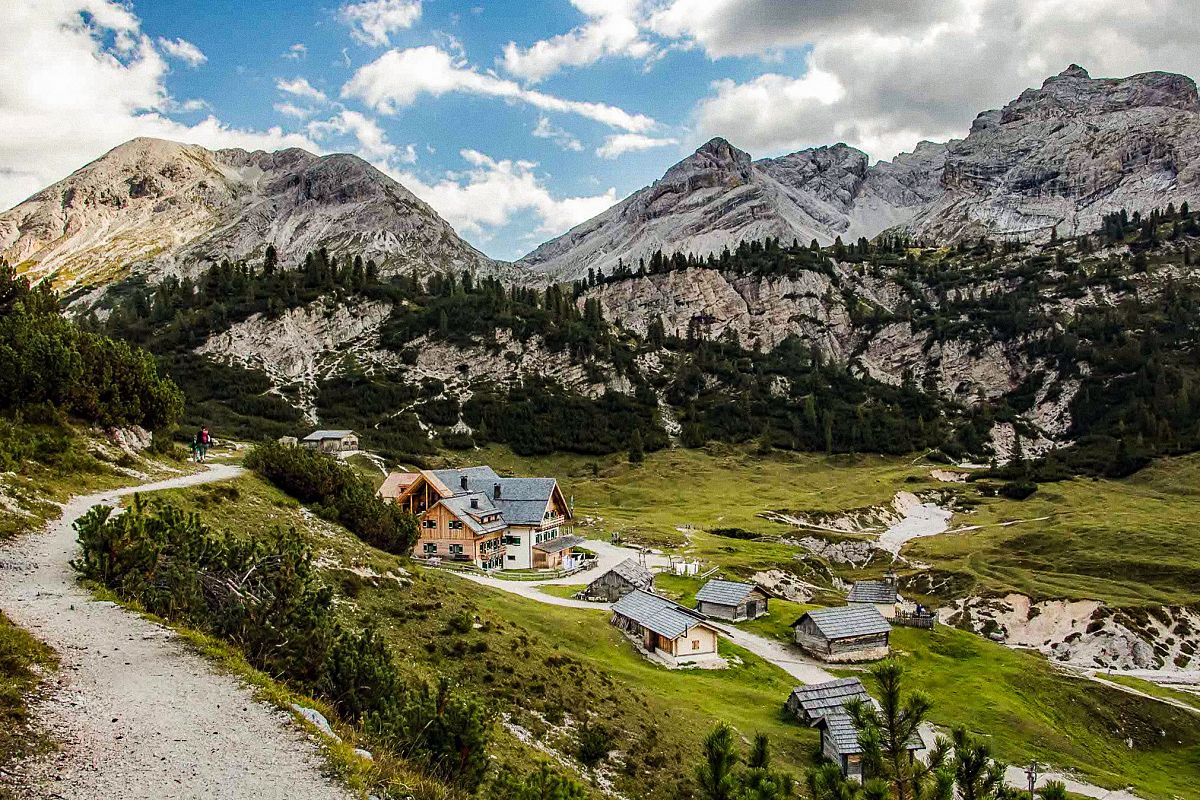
0;464;354;800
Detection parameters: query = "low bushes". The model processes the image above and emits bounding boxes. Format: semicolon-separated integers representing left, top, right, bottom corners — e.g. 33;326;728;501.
72;497;492;792
245;441;418;555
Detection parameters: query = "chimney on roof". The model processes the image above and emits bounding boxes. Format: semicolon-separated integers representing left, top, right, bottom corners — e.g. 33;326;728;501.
493;482;501;499
460;474;468;490
470;497;479;509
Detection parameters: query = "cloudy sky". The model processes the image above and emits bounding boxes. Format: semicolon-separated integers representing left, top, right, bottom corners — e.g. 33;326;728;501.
3;1;1199;259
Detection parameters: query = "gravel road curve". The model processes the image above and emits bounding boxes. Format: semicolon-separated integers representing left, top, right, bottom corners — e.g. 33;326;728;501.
0;464;355;800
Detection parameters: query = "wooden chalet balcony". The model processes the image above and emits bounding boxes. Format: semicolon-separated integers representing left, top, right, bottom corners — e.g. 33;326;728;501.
539;515;567;530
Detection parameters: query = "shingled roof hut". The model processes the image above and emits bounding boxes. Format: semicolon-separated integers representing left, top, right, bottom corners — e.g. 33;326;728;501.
791;606;891;662
694;579;770;621
581;558;654;602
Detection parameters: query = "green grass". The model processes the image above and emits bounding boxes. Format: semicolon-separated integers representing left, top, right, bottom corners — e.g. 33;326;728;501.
538;584;585;599
158;452;1200;800
910;454;1200;606
461;442;1200;609
883;625;1200;799
0;611;58;793
1095;674;1200;714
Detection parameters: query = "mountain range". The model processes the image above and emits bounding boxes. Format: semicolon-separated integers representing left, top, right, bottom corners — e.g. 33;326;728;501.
3;65;1200;292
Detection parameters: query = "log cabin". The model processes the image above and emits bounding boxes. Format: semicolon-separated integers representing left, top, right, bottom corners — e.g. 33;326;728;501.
301;429;359;453
581;558;654;602
791;606;891;662
846;573;901;620
694;579;770;621
380;465;578;571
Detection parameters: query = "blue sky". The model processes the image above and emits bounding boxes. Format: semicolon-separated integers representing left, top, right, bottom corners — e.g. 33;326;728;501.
3;1;1199;260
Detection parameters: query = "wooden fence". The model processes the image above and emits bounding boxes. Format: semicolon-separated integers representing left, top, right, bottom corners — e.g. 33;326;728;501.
892;611;937;629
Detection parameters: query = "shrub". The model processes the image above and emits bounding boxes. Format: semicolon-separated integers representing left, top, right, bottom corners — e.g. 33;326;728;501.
72;497;492;790
575;717;611;768
245;441;418;554
999;481;1038;500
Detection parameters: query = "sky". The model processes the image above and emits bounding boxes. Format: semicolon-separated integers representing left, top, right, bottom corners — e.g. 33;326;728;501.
3;1;1200;260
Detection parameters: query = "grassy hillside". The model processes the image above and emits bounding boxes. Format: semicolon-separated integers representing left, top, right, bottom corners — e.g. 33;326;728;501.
454;443;1200;610
150;470;1200;799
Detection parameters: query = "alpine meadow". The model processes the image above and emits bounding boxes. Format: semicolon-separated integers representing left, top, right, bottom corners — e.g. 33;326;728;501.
2;3;1200;800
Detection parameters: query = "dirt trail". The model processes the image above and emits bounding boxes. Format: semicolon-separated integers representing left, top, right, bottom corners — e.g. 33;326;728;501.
0;464;354;800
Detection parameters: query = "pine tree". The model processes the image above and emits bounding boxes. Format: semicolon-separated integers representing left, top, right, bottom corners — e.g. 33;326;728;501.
628;428;645;465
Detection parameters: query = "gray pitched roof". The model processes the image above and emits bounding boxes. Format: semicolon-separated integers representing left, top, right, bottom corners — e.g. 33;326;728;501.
847;580;899;604
303;429;355;441
612;589;713;640
603;558;653;587
789;678;871;721
793;605;891;640
430;467;560;526
817;711;863;755
695;579;759;606
533;534;585;554
440;494;507;536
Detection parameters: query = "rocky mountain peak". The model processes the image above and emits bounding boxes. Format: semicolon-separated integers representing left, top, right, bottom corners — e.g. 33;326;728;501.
659;137;754;187
1002;65;1200;125
0;137;502;295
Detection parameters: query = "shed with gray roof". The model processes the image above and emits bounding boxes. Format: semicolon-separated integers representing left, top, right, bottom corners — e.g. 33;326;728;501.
301;429;359;453
847;574;901;619
694;579;770;621
791;606;891;662
581;558;654;602
784;677;871;723
611;589;721;665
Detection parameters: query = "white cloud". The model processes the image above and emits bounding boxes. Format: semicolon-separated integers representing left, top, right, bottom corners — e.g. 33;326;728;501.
595;132;679;159
276;77;328;102
532;116;583;152
0;1;319;210
283;43;307;60
343;45;657;132
395;149;615;238
307;109;396;162
156;36;207;67
673;0;1200;160
339;0;422;47
274;102;314;119
501;0;653;82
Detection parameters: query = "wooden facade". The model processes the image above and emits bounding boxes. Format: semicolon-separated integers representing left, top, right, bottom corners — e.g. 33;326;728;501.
381;466;575;571
793;617;889;662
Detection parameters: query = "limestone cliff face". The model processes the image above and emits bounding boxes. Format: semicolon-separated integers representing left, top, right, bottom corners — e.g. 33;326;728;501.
911;65;1200;241
519;138;946;282
521;66;1200;281
0;137;505;293
586;265;1042;407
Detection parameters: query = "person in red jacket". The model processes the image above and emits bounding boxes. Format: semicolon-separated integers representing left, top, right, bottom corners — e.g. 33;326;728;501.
196;427;212;462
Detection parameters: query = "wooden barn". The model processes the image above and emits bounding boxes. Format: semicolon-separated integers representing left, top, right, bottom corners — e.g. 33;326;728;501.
786;676;922;780
611;589;721;666
791;606;891;662
301;429;359;453
847;574;900;620
694;579;770;621
581;558;653;602
784;677;871;724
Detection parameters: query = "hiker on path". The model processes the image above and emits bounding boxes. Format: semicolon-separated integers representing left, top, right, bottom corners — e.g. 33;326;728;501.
190;434;200;463
196;427;212;463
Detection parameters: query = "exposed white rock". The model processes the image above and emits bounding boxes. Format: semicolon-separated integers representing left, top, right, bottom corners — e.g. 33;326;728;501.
196;297;396;422
946;593;1200;671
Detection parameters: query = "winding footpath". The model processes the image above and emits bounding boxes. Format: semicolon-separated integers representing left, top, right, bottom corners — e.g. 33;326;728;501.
0;464;353;800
